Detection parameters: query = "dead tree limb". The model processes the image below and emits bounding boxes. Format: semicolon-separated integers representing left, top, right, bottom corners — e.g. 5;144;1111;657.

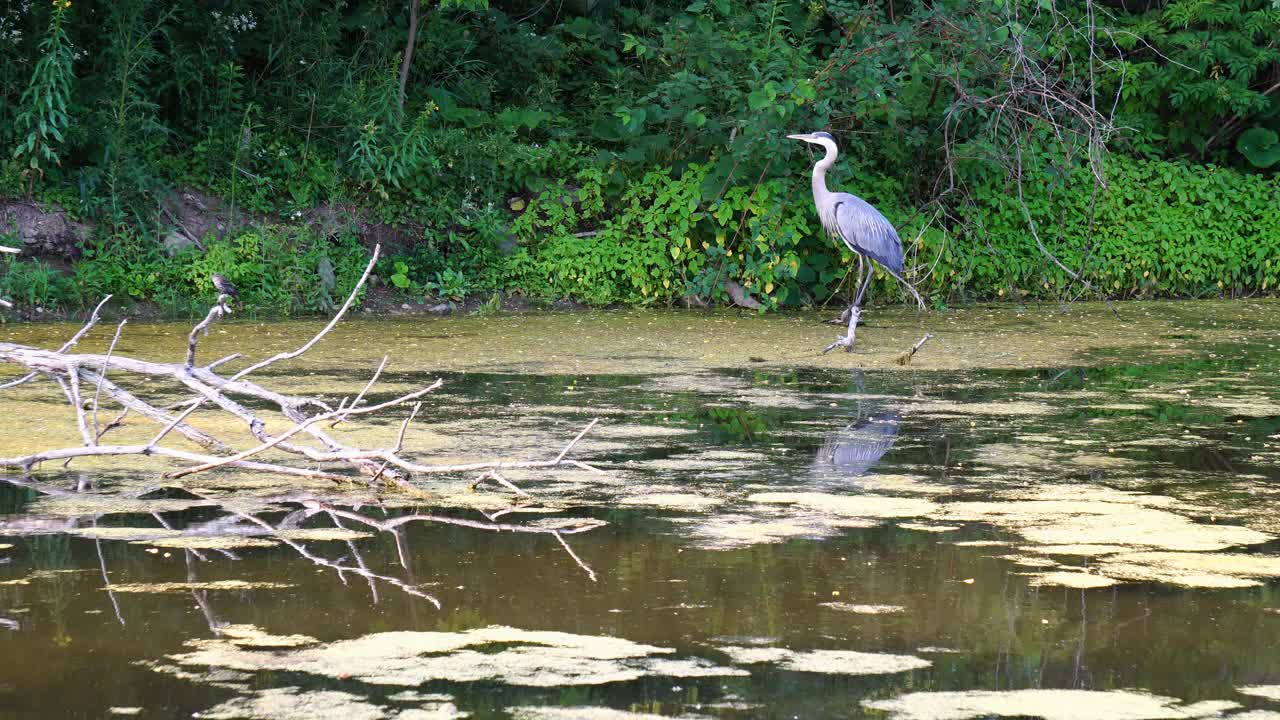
165;380;444;479
81;370;227;451
0;295;113;392
895;333;935;366
186;300;230;369
90;319;127;441
0;244;607;496
332;355;388;428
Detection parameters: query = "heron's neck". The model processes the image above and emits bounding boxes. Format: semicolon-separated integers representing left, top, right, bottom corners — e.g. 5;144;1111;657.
811;141;837;200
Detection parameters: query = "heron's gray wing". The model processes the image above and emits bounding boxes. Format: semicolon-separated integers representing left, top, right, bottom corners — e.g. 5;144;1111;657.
832;194;904;274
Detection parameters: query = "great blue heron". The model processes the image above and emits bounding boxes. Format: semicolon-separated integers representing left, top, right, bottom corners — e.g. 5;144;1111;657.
211;274;239;299
787;131;922;352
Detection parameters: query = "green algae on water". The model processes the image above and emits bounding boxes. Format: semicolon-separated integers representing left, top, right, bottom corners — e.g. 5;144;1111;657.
717;645;930;675
193;687;412;720
618;493;724;511
820;602;906;614
509;707;702;720
1024;571;1118;589
1238;686;1280;701
105;580;296;593
155;626;747;689
862;689;1240;720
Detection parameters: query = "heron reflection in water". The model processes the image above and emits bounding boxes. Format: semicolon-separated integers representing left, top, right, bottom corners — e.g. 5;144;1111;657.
811;372;901;480
812;412;901;478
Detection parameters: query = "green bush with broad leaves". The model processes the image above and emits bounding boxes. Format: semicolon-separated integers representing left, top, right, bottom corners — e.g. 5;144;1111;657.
502;163;817;308
923;155;1280;301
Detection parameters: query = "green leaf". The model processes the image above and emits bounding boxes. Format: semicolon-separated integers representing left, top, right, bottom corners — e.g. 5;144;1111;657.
1237;127;1280;168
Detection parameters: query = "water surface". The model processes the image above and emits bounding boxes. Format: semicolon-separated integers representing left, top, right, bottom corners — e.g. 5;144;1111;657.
1;305;1279;719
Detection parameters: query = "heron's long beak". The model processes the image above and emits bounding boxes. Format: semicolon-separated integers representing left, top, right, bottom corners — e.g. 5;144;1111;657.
786;133;809;141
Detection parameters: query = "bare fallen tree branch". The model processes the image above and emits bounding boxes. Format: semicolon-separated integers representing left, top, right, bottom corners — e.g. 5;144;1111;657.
186;300;230;369
229;244;380;383
0;443;355;482
90;319;127;441
81;370;227;451
165;379;444;479
332;355;389;428
0;244;607;501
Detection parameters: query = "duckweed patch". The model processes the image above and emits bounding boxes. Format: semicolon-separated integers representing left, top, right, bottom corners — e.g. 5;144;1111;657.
862;690;1241;719
218;624;320;648
936;486;1272;553
897;523;960;533
72;527;183;541
138;537;278;550
273;529;373;542
30;496;216;517
1239;686;1280;701
1024;571;1118;589
193;687;403;720
820;602;907;614
1096;552;1280;588
748;492;937;519
909;400;1054;416
681;512;872;550
717;646;930;675
106;581;296;593
508;708;702;720
1036;544;1130;556
618;494;724;511
156;626;746;689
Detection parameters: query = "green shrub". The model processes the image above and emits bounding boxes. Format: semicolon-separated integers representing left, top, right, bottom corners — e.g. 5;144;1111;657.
0;254;79;309
931;155;1280;300
75;225;368;315
10;0;74;194
182;226;368;315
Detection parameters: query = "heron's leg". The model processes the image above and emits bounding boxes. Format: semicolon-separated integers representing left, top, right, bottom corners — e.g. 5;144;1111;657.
855;253;865;310
828;255;865;325
853;260;875;307
843;264;875;352
823;257;875;354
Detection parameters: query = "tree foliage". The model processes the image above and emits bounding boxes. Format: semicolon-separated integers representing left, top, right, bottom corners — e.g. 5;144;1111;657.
0;0;1275;311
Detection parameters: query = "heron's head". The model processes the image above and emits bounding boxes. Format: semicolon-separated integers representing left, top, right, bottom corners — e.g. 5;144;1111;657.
786;131;836;146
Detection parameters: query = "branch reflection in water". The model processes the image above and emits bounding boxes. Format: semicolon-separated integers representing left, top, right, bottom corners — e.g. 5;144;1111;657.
0;475;605;623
